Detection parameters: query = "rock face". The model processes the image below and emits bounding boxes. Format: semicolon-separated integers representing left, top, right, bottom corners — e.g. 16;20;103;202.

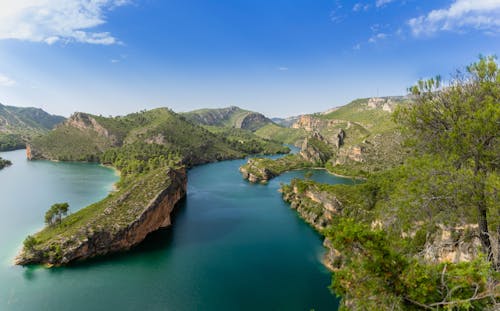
183;106;273;131
15;168;187;265
281;183;342;232
422;225;482;264
292;115;344;132
66;112;120;146
299;133;333;165
282;181;484;272
238;113;271;131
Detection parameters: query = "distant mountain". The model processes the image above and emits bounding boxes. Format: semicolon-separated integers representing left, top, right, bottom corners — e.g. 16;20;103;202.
271;116;300;128
0;103;65;151
182;106;273;131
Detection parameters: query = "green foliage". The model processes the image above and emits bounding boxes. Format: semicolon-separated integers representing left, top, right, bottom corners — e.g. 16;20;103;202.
326;219;497;310
23;235;39;251
395;56;499;173
0;133;26;151
45;203;69;226
395;55;500;267
100;142;181;178
0;157;12;169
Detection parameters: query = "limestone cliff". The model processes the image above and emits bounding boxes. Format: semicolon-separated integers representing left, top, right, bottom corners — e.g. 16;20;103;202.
16;167;187;265
281;181;484;272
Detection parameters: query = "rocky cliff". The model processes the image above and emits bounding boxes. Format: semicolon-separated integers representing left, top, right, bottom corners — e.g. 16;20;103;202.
16;167;187;265
281;180;484;272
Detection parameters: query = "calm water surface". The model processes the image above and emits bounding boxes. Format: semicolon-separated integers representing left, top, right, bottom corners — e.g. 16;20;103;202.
0;149;353;310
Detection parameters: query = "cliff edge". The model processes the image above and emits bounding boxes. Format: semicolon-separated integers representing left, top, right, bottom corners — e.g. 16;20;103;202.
16;167;187;265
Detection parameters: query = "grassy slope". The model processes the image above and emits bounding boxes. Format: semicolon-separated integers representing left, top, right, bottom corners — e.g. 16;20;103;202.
34;167;177;247
319;97;409;176
254;123;306;145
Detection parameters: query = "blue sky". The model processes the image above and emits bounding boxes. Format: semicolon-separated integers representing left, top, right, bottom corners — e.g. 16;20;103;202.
0;0;499;118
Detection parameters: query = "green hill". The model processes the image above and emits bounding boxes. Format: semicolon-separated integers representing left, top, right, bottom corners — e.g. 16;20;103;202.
0;103;65;151
182;106;273;131
241;96;412;181
254;123;306;145
29;107;287;166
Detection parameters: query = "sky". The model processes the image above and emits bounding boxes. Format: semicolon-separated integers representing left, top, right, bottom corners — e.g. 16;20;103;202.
0;0;499;118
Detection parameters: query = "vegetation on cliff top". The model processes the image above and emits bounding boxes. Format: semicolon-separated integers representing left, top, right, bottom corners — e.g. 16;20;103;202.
281;57;500;309
19;165;184;265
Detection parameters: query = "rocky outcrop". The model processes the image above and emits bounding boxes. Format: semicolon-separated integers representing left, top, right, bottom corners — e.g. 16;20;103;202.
237;113;271;131
65;112;120;145
15;168;187;266
292;115;345;132
422;225;482;264
281;182;342;232
367;97;399;113
335;129;345;148
299;134;333;165
26;143;46;160
239;158;276;183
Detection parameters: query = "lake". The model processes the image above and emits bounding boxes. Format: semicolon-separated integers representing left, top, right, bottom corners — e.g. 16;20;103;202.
0;149;353;310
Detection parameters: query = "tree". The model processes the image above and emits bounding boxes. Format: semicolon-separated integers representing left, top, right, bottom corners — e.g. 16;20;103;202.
395;56;500;269
23;235;38;251
45;202;70;226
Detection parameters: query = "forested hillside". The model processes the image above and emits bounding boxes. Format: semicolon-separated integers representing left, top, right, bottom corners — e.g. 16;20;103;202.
281;57;500;309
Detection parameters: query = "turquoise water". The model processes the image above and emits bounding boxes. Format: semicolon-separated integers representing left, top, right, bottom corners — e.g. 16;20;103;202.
0;149;353;310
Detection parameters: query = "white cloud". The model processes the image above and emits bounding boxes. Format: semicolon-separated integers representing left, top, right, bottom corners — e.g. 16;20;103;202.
0;0;131;45
376;0;395;8
408;0;500;36
353;3;371;12
0;74;16;87
277;67;289;71
368;33;388;43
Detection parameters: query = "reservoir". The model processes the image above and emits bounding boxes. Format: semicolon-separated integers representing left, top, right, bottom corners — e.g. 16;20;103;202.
0;149;352;310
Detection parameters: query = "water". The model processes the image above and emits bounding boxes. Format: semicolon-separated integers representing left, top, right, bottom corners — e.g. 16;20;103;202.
0;149;353;311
